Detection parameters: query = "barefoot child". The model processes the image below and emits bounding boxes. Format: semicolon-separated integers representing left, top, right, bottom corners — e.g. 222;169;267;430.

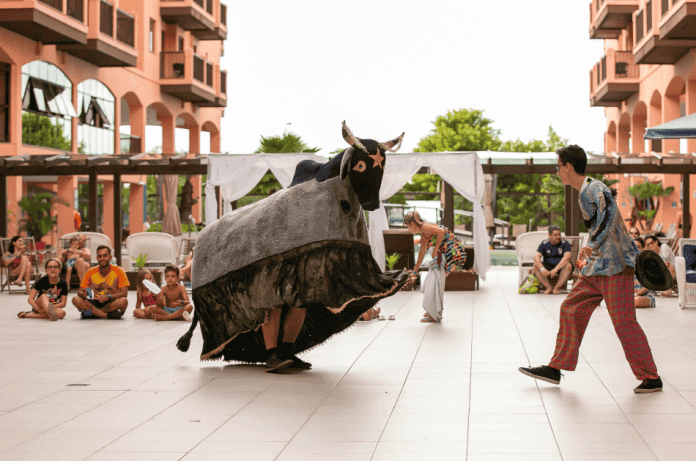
60;236;81;291
133;270;158;319
152;265;192;321
18;258;67;320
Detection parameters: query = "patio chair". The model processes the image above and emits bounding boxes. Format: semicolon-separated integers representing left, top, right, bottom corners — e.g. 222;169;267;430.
515;231;549;286
178;238;196;266
125;232;178;272
1;236;40;294
675;238;696;309
536;225;549;232
664;223;677;240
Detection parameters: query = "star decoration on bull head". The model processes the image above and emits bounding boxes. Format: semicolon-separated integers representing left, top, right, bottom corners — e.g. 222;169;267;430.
368;150;384;169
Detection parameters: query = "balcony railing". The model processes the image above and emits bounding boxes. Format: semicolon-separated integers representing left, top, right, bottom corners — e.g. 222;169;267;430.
206;62;213;87
67;0;83;21
161;51;186;79
662;0;670;16
100;0;114;37
116;9;134;47
193;55;204;83
193;0;203;8
220;70;226;94
646;0;653;33
614;51;640;78
220;3;226;25
38;0;62;11
636;9;644;42
206;0;212;14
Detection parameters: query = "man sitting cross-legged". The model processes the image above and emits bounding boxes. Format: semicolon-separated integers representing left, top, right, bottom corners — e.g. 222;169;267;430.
531;225;573;295
72;245;129;319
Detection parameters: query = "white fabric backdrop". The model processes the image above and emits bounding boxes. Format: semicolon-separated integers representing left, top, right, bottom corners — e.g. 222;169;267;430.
206;152;491;281
205;154;325;226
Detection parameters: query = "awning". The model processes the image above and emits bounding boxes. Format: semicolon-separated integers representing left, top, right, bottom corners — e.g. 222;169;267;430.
644;113;696;139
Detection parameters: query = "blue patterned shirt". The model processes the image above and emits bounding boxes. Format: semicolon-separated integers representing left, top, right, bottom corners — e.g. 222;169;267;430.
580;177;639;277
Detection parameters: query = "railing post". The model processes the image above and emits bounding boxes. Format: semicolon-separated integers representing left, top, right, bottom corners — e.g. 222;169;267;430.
564;185;580;236
0;174;6;238
113;172;121;267
89;169;98;232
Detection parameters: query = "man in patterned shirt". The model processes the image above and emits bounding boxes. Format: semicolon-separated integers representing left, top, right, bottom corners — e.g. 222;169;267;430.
519;145;662;394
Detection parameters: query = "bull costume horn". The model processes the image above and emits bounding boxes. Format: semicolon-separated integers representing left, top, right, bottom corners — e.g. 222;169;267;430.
342;121;367;151
380;132;405;153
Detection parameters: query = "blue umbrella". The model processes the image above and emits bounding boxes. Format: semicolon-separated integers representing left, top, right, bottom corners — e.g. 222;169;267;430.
644;113;696;139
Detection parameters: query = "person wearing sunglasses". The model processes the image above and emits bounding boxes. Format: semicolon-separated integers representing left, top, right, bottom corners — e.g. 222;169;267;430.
18;258;68;321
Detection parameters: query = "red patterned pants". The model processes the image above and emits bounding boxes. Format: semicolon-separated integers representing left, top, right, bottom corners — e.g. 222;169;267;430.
549;267;659;380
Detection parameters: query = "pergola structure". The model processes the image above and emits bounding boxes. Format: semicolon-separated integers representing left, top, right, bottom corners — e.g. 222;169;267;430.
2;152;695;266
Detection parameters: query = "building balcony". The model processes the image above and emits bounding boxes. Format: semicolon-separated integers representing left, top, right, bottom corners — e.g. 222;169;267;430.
659;0;696;39
0;0;88;44
589;0;639;39
589;50;640;107
160;51;225;107
58;0;137;67
160;0;226;41
633;0;696;64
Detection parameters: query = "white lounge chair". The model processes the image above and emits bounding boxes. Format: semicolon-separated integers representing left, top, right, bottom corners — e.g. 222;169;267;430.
125;232;178;272
516;231;549;286
675;238;696;309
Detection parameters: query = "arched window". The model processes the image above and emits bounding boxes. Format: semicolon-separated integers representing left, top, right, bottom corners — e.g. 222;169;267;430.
77;79;115;155
21;61;76;149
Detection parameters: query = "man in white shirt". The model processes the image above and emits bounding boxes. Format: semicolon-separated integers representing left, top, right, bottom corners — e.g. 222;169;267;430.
645;235;676;297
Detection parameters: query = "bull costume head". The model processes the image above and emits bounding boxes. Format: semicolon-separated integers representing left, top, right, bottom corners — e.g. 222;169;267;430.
339;121;404;211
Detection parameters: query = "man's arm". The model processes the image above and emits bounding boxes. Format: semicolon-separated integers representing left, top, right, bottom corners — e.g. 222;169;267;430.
533;252;544;270
552;252;572;274
586;186;616;252
180;285;190;304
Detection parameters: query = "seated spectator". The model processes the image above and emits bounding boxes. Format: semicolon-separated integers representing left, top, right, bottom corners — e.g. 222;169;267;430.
3;236;33;294
150;265;192;321
180;247;194;281
18;258;68;320
645;234;676;297
633;237;656;308
74;234;91;282
629;227;641;239
531;225;572;295
72;245;129;319
60;236;81;291
133;269;157;319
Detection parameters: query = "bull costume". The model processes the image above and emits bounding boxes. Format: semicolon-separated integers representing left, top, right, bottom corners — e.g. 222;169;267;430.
177;122;410;371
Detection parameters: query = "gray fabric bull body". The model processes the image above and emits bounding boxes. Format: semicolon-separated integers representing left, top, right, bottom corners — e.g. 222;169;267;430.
178;123;409;362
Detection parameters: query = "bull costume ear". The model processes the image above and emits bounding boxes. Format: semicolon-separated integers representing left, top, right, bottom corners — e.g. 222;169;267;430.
340;146;354;181
380;132;405;153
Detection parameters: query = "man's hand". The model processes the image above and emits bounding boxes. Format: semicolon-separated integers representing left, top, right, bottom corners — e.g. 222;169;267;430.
97;293;109;303
541;268;550;277
77;287;87;299
579;246;593;261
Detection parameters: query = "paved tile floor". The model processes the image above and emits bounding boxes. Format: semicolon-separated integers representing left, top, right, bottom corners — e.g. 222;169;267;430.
1;266;695;460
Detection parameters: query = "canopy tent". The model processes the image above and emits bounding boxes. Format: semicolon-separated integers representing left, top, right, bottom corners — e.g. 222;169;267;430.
206;152;491;282
366;153;490;280
644;113;696;139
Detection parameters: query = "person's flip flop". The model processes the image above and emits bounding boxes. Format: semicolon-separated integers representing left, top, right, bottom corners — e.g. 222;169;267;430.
388;316;396;321
378;316;386;321
17;311;31;318
420;317;438;323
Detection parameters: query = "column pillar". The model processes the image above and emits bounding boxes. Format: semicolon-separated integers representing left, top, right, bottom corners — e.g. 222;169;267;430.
210;130;221;152
57;175;77;237
441;181;454;232
632;115;646;153
113;174;122;266
606;128;617;153
130;103;146;153
88;170;98;232
113;96;121;154
564;185;580;236
188;124;200;155
103;181;114;244
190;175;202;223
129;183;145;234
161;116;175;154
684;173;691;239
663;94;681;153
71;85;78;153
617;123;630;154
7;177;22;235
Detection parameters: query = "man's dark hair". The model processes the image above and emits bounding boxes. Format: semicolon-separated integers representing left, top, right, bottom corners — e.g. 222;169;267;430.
556;144;587;175
548;225;561;235
165;264;180;277
634;237;646;249
96;245;112;255
645;235;661;246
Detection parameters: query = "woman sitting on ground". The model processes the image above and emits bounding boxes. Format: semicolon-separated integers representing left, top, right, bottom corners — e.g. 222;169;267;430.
633;237;656;309
404;210;467;322
3;236;33;294
18;258;67;320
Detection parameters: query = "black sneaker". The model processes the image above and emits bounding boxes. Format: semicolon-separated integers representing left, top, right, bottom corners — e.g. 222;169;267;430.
81;310;95;319
288;354;312;369
107;310;123;320
265;352;293;373
518;365;561;385
634;377;663;394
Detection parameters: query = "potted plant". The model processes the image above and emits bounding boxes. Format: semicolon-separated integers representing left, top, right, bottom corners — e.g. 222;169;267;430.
125;254;162;290
17;192;68;241
385;253;402;271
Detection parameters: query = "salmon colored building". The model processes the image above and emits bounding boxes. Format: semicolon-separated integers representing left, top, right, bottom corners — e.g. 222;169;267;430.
0;0;227;246
589;0;696;234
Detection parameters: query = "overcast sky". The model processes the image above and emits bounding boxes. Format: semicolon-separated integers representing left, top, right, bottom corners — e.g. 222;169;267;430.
161;0;607;156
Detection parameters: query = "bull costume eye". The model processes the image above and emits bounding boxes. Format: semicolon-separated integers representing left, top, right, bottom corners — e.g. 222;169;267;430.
353;161;367;172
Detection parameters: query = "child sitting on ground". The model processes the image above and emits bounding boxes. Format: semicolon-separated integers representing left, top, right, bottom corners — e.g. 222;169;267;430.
60;236;80;291
133;270;158;319
151;265;192;321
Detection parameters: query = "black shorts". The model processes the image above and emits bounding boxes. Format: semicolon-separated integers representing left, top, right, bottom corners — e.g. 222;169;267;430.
542;261;557;272
89;299;111;310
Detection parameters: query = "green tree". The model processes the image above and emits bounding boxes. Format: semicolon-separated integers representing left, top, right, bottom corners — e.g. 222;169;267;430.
22;113;71;150
415;108;501;152
248;131;320;198
628;181;674;230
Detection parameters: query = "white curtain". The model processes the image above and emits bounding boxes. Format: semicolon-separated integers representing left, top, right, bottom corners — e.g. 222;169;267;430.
368;154;424;271
423;153;490;279
162;175;182;236
205;154;326;226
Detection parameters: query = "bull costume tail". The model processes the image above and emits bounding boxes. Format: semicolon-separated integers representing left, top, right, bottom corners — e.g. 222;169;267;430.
176;309;199;352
